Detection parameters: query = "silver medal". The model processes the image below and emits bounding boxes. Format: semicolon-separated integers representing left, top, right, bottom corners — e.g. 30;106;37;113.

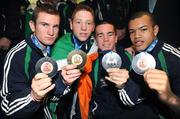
67;49;87;69
132;52;156;75
102;51;122;70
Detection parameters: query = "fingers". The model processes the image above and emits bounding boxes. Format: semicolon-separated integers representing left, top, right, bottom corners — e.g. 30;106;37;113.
143;69;170;94
40;84;55;96
144;69;168;84
106;68;129;81
62;64;77;70
105;68;129;88
61;64;78;76
31;73;55;101
61;64;81;85
34;73;49;80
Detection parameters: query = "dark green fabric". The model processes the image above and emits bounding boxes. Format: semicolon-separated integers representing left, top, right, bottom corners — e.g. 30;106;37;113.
52;33;74;60
158;50;168;75
25;9;33;38
125;51;133;70
24;45;32;79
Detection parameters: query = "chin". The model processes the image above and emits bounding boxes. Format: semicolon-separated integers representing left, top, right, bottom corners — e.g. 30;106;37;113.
45;42;54;46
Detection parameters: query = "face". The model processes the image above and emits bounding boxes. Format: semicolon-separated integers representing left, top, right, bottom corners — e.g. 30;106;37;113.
29;12;60;48
128;15;159;51
70;10;95;42
95;23;117;51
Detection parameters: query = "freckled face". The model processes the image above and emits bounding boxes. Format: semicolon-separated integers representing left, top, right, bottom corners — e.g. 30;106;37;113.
70;10;95;42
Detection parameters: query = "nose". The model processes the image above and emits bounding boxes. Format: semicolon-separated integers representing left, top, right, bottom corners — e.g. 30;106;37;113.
81;23;87;31
103;35;109;42
134;29;141;38
48;27;54;36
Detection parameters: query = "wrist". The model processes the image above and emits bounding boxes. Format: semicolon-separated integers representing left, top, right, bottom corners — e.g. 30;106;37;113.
167;95;180;106
30;91;42;102
62;78;72;86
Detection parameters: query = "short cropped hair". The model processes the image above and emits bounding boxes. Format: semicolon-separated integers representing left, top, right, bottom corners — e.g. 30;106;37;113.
71;4;94;21
95;20;117;35
129;11;156;26
31;3;59;23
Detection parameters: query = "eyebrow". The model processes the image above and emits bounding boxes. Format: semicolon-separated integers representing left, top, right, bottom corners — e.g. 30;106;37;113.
73;19;93;22
96;31;114;35
129;25;148;31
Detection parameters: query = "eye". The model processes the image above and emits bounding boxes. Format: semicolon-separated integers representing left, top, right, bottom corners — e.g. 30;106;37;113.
140;28;148;32
76;21;80;24
53;25;59;31
86;21;92;25
41;23;48;27
74;20;81;24
129;30;135;34
97;34;103;38
108;32;114;36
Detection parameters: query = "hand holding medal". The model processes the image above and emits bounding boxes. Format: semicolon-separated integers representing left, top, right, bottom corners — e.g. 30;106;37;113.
101;51;128;89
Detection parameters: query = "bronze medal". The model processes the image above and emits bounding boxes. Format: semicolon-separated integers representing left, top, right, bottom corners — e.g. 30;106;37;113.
67;49;87;69
35;57;58;78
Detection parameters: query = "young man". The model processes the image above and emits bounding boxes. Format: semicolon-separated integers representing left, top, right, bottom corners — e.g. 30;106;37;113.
92;21;142;119
51;4;97;119
95;21;118;51
127;11;180;118
0;4;69;119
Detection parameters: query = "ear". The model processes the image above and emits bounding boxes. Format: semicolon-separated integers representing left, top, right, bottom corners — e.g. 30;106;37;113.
29;20;35;32
115;35;118;43
69;19;73;30
153;25;159;36
92;23;95;32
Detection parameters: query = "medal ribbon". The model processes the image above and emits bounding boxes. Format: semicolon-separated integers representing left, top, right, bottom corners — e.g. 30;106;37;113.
31;34;50;56
144;38;158;52
73;35;88;50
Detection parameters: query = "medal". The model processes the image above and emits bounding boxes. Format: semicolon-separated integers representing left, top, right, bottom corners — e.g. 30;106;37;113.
67;49;87;69
35;57;58;78
102;51;122;70
132;52;156;75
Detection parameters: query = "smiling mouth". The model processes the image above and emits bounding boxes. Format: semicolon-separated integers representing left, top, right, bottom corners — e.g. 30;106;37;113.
135;40;144;47
103;44;110;48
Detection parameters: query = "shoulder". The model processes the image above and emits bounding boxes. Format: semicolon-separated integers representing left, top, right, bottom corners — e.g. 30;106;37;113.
56;33;72;44
158;42;180;74
5;40;27;62
4;40;27;75
161;43;180;59
53;33;73;49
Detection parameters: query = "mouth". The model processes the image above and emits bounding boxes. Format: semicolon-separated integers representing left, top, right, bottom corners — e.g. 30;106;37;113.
103;44;111;48
134;40;144;47
46;36;55;39
79;33;88;37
